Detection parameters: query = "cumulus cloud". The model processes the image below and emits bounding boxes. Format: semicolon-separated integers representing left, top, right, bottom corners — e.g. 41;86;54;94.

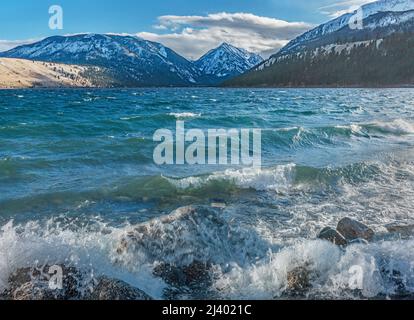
137;12;313;60
319;0;376;18
0;39;38;53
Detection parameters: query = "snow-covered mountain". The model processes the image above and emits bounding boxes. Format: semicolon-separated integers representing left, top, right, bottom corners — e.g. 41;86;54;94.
0;34;201;86
195;43;263;79
0;35;261;86
279;0;414;55
226;0;414;87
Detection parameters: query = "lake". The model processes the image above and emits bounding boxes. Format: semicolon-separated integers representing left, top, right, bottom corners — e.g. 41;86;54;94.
1;88;414;299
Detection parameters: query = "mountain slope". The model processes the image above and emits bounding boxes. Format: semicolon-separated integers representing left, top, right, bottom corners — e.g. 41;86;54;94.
0;34;201;87
0;35;261;87
225;0;414;87
194;43;263;80
0;58;97;88
279;0;414;55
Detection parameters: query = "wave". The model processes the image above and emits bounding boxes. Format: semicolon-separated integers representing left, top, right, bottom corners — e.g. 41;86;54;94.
0;219;166;299
364;119;414;135
214;239;414;299
167;164;296;193
168;112;201;119
1;206;413;300
0;159;402;215
261;119;414;149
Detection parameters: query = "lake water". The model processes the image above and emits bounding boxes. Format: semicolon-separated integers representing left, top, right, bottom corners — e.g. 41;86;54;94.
1;88;414;299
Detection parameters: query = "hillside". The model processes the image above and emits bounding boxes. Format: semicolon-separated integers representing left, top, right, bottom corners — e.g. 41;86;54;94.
0;58;97;88
225;0;414;87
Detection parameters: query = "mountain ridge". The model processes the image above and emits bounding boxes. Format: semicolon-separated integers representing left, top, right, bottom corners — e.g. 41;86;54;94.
224;0;414;87
0;35;262;87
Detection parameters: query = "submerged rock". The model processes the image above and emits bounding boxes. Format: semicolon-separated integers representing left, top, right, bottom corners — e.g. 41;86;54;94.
286;266;311;293
153;260;213;288
88;277;152;300
0;265;152;300
116;205;263;267
318;227;347;246
0;265;82;300
385;223;414;238
337;217;375;242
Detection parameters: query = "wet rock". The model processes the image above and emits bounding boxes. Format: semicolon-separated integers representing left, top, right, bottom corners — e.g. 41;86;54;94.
116;205;253;266
349;238;369;245
0;265;153;301
88;277;152;300
318;227;347;246
153;260;212;288
0;265;82;300
337;217;374;242
286;266;311;293
385;223;414;238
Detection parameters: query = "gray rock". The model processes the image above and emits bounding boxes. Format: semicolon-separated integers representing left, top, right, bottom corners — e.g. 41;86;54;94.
286;266;311;293
88;277;152;300
318;227;348;246
153;260;212;288
337;217;375;242
0;265;82;300
116;205;259;266
385;223;414;238
0;265;153;301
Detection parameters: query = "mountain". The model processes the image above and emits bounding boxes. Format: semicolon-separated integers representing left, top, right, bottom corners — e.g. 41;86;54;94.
194;43;263;80
0;34;201;87
225;0;414;87
0;35;261;87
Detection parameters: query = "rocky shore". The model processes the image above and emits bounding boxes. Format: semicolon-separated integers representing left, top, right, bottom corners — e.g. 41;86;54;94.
1;206;413;300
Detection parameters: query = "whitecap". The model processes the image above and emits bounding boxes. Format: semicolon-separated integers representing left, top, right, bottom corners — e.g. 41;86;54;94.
167;164;296;192
168;112;201;119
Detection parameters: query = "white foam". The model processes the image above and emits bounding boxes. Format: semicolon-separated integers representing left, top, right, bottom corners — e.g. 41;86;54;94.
168;164;296;192
168;112;201;119
0;220;165;298
214;239;414;299
370;119;414;135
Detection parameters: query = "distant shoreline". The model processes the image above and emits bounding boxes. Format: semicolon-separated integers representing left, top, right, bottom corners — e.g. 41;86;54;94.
2;85;414;90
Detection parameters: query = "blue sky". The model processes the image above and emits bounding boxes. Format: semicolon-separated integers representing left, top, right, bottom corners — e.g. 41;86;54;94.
0;0;374;58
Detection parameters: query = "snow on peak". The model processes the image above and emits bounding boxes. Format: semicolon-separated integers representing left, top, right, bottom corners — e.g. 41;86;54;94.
280;0;414;55
195;43;263;78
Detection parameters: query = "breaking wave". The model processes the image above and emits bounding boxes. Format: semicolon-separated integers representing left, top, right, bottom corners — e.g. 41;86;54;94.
1;205;414;300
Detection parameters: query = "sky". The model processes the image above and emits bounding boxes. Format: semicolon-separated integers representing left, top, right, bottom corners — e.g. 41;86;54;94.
0;0;375;59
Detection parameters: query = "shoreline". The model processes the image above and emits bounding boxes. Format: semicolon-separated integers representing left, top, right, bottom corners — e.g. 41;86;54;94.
2;85;414;90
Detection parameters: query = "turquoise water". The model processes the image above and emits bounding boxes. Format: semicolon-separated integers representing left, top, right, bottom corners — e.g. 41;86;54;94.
1;88;414;299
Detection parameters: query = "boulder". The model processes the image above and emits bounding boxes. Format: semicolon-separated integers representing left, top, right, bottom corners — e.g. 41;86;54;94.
286;266;311;293
318;227;347;246
88;277;152;300
385;223;414;238
153;260;212;288
0;265;82;300
116;205;242;265
337;218;374;242
0;265;153;301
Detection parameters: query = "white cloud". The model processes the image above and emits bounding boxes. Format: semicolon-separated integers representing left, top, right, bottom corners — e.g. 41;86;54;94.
0;39;38;53
137;12;313;60
319;0;377;18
